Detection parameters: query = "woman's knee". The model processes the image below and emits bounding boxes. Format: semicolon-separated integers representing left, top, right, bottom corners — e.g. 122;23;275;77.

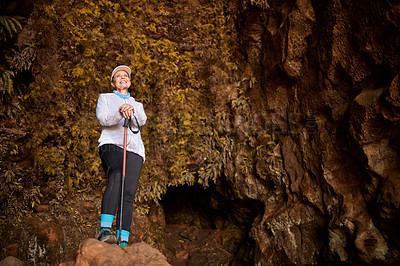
109;168;122;180
123;190;135;203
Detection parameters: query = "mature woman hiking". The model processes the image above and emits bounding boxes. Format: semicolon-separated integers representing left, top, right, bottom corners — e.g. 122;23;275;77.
96;65;147;247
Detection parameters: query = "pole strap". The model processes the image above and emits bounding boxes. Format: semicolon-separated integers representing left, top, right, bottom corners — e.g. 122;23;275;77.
123;116;140;134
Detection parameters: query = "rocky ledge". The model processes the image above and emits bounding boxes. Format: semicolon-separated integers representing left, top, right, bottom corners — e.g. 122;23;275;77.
0;239;170;266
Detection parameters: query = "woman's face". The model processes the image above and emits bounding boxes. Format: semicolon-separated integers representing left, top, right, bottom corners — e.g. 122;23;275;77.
112;70;131;91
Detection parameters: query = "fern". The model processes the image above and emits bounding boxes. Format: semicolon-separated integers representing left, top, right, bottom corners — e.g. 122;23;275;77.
0;16;22;40
0;70;14;94
12;42;36;71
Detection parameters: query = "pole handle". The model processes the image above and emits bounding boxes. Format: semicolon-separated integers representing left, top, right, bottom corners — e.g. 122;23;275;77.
123;118;130;128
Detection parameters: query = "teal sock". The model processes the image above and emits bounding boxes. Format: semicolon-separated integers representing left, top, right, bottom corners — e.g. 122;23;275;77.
100;214;114;228
116;230;130;243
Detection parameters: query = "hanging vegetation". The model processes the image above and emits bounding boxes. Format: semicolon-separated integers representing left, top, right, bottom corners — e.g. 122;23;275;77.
0;0;246;226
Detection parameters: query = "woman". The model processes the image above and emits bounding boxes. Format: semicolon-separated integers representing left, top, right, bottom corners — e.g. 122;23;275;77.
96;65;147;247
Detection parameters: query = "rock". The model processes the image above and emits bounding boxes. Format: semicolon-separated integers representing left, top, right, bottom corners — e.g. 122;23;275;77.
282;0;315;78
4;244;18;258
231;0;400;264
61;239;170;266
0;257;23;266
328;228;348;262
252;201;325;265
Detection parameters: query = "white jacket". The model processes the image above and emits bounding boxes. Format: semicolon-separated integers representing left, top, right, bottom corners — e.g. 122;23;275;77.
96;93;147;160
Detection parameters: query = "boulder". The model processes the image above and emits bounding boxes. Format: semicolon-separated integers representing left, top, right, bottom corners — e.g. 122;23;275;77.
0;256;24;266
61;239;170;266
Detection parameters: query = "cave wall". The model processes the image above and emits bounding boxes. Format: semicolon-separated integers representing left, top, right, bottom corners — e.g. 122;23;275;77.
222;0;400;264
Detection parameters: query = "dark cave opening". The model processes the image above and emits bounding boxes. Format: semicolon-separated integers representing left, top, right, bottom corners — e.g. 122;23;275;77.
160;183;264;265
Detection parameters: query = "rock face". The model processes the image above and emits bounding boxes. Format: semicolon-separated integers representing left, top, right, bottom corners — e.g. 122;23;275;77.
157;0;400;264
61;239;170;266
207;0;400;264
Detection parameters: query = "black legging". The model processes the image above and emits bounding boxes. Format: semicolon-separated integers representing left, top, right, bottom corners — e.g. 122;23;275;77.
99;144;143;231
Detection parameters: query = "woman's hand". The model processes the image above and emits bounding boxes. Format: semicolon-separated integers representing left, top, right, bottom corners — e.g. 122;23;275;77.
119;103;134;119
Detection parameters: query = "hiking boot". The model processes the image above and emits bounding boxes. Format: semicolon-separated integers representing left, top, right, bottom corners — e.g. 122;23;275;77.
98;228;116;244
118;241;128;247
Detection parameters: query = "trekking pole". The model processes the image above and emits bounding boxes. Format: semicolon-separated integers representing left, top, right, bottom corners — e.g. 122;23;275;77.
118;117;130;244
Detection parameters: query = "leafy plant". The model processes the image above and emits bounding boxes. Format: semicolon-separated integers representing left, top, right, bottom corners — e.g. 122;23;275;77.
0;69;14;94
12;42;36;72
0;0;279;232
0;16;22;40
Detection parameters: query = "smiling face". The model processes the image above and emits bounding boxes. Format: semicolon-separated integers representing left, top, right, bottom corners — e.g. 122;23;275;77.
111;70;131;93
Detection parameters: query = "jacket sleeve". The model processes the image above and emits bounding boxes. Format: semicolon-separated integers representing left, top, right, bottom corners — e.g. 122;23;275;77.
96;94;123;126
134;101;147;127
